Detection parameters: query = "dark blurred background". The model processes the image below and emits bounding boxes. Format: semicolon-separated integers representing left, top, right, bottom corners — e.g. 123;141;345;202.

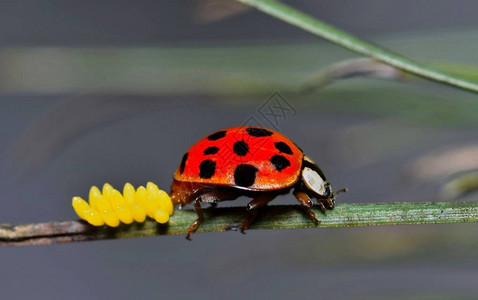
1;1;478;299
2;0;478;45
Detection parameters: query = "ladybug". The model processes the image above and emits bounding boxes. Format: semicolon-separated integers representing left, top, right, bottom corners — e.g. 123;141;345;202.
170;126;346;239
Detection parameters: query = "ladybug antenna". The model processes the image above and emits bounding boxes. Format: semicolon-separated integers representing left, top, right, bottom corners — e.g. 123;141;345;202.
334;188;348;197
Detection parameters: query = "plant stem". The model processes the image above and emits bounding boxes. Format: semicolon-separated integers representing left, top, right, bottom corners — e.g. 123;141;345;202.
236;0;478;94
2;202;478;246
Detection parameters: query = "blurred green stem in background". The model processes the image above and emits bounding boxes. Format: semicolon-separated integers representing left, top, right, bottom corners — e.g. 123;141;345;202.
236;0;478;94
2;201;478;246
1;42;478;98
441;170;478;200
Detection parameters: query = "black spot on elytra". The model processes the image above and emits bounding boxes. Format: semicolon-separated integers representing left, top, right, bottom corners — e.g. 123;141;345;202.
179;153;188;174
274;141;293;155
203;146;219;155
270;155;290;171
234;164;259;187
199;160;216;179
233;140;249;156
207;130;227;141
246;127;273;137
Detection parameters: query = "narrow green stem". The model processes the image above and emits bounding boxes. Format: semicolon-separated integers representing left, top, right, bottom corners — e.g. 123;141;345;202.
2;202;478;246
236;0;478;94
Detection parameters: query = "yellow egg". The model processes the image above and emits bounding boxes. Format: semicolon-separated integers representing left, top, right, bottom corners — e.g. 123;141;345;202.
147;182;160;198
95;193;112;211
146;181;159;193
145;194;161;218
131;203;147;223
84;208;105;226
72;196;90;220
101;209;120;227
102;183;114;200
157;190;174;215
88;186;102;210
135;186;149;209
113;205;134;224
123;183;136;206
111;189;126;206
154;209;169;224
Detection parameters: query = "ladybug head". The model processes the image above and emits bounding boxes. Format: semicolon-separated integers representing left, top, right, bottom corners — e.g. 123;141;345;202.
301;156;332;198
301;156;347;205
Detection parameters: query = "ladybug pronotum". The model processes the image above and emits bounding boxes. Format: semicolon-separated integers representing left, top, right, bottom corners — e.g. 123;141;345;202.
170;126;346;239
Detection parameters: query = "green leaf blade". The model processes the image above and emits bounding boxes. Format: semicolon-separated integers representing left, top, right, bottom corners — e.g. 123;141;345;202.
237;0;478;94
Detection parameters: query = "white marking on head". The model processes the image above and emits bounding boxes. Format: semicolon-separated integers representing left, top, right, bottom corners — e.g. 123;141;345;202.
302;167;326;196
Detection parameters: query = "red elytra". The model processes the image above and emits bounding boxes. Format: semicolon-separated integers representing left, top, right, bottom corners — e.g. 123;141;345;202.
170;126;346;239
173;126;303;191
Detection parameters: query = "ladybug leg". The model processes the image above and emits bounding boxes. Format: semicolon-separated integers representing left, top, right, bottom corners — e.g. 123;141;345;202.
241;194;276;234
293;191;320;224
318;201;327;212
324;198;334;209
186;198;204;240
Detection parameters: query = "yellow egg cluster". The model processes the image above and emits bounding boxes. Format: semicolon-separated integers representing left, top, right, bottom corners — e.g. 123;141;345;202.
72;182;173;227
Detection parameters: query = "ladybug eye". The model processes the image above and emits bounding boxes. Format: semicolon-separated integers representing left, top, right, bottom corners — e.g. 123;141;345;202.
302;167;326;196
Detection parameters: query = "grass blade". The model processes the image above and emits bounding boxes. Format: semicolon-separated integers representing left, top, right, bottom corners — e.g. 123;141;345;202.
2;202;478;246
236;0;478;94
